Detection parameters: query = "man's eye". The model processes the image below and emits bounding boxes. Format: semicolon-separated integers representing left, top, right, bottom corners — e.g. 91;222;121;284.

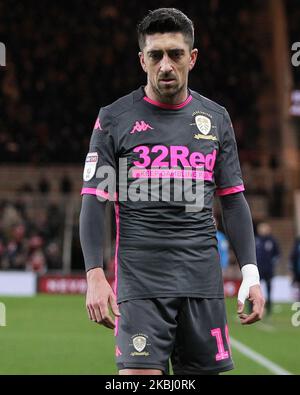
170;51;183;59
150;53;161;60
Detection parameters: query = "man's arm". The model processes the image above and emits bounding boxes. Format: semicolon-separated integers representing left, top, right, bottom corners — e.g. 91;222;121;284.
219;192;265;324
79;194;120;329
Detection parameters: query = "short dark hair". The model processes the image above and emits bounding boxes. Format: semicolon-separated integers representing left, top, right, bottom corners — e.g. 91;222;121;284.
137;8;194;51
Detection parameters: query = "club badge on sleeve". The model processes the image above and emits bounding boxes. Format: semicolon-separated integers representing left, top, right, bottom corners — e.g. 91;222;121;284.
83;152;98;181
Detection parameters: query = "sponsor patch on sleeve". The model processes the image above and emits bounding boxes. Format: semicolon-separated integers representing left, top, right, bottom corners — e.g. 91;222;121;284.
83;152;98;181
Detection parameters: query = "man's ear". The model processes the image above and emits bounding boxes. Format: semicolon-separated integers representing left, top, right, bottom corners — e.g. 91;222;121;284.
139;51;147;73
189;48;198;71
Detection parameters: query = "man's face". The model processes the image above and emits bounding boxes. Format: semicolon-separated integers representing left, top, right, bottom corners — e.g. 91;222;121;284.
139;32;198;99
257;223;271;237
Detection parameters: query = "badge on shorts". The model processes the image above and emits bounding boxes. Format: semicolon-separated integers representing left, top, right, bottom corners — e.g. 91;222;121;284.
133;335;147;352
83;152;98;181
195;115;211;135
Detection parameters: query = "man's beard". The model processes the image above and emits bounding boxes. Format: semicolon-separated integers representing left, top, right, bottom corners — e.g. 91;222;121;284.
153;80;184;100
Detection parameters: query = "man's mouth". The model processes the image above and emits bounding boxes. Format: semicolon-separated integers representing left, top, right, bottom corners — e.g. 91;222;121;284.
159;78;176;84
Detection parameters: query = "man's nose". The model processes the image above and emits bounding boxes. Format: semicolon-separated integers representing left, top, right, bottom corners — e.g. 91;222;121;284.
159;54;173;73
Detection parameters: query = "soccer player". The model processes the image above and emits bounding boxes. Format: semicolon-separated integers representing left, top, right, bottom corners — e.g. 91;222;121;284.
255;222;280;316
80;8;265;375
290;236;300;301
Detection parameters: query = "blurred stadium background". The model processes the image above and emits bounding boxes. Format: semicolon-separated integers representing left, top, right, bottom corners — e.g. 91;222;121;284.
0;0;300;375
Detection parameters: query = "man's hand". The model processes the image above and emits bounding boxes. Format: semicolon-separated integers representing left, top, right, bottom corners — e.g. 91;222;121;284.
237;264;265;325
237;284;265;325
86;267;120;329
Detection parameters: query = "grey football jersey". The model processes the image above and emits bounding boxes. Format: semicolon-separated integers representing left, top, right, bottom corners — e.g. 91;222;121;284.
82;87;244;303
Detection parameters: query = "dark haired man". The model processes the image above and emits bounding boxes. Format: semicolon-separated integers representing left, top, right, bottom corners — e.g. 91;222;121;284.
80;8;264;375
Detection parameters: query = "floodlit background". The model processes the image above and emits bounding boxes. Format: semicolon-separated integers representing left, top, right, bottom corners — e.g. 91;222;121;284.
0;0;300;375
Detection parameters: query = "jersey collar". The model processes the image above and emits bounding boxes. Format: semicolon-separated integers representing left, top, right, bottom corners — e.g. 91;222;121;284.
141;87;192;110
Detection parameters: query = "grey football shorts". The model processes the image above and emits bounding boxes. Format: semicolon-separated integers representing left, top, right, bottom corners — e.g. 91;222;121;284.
115;297;234;375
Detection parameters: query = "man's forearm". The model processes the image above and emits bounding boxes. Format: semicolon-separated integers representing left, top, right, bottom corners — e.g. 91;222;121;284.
219;192;257;268
79;194;106;272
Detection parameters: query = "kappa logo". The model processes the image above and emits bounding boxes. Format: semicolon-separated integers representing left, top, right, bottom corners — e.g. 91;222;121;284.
130;120;153;134
93;117;102;131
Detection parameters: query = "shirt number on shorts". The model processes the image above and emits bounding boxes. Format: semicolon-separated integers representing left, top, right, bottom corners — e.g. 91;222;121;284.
211;325;231;361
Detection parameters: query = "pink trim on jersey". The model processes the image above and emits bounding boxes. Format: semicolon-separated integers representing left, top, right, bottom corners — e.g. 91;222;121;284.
216;184;245;196
81;187;109;199
114;316;119;337
114;201;120;335
143;94;192;110
81;187;117;201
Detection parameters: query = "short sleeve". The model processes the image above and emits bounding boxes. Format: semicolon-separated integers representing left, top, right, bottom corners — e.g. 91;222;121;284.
215;110;245;196
81;108;117;201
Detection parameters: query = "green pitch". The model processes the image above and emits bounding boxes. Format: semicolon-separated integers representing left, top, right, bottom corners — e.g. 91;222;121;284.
0;295;299;375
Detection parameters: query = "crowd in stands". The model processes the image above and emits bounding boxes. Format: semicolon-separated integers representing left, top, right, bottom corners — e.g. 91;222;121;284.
0;198;64;272
0;0;265;165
